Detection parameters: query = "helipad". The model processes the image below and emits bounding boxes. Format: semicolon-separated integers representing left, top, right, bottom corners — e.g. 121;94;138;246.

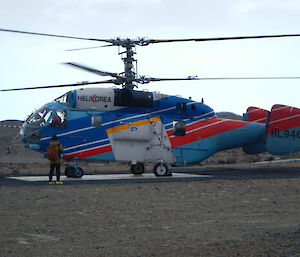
8;173;212;183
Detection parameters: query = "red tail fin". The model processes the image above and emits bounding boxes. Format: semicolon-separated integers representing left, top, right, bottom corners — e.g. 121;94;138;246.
267;104;300;134
245;107;268;123
266;104;300;154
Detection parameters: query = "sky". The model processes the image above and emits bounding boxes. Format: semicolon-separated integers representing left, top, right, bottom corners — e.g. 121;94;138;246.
1;0;300;121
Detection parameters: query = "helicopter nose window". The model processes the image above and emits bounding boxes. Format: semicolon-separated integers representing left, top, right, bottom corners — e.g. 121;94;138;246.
49;110;67;128
26;107;50;127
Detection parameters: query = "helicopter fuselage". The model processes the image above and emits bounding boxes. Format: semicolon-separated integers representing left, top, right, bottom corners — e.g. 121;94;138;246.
20;87;265;168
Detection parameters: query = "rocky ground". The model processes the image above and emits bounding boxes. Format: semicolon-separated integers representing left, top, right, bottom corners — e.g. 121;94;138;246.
0;177;299;257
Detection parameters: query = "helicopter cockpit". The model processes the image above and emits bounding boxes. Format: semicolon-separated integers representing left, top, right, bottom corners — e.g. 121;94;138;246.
21;105;67;144
25;106;51;127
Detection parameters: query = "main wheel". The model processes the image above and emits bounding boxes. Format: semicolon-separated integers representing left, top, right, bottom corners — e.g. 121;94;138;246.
65;166;84;178
65;166;75;177
131;162;145;175
153;163;171;177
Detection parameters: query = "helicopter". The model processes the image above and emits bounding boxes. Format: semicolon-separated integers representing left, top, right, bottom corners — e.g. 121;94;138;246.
1;28;300;178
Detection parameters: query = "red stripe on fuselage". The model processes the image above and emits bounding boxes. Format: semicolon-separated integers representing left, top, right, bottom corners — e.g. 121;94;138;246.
167;117;247;148
63;145;112;161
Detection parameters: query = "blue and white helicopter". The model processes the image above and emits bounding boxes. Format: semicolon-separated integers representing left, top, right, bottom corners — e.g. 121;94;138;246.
2;28;300;178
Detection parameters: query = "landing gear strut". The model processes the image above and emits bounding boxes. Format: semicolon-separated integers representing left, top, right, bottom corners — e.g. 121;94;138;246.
130;162;145;175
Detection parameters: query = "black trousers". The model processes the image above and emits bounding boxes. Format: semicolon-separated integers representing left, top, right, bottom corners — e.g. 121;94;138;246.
49;164;61;182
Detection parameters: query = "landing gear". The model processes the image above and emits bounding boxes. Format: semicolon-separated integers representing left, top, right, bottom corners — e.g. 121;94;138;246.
65;166;84;178
65;158;84;178
130;162;145;175
74;167;84;178
153;162;172;177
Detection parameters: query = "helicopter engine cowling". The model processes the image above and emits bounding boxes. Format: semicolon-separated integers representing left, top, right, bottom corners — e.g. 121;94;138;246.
114;88;153;108
74;87;153;111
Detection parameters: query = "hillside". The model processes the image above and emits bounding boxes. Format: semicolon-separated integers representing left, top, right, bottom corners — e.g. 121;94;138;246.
216;112;243;120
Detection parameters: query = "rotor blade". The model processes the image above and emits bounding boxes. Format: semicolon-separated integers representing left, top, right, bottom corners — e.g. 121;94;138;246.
0;80;115;92
64;62;123;79
146;76;300;82
65;44;114;51
0;28;111;43
148;34;300;44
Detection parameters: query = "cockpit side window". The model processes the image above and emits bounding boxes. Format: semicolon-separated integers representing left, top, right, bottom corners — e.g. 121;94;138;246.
54;91;74;106
49;110;67;128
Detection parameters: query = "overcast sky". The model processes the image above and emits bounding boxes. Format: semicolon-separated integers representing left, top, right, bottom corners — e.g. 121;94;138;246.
1;0;300;121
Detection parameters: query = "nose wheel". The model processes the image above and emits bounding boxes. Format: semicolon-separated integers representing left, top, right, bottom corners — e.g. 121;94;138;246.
153;163;172;177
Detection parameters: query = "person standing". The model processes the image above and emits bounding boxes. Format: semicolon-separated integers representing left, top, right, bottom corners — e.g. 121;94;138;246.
47;135;64;184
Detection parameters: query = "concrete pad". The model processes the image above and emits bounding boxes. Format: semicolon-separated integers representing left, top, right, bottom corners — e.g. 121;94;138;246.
8;173;212;182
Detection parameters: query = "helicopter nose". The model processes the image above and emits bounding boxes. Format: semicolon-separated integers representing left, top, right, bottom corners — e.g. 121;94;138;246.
20;123;42;145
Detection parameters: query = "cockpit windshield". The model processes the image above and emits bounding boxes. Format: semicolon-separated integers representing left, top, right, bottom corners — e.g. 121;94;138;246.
25;106;67;128
26;106;51;127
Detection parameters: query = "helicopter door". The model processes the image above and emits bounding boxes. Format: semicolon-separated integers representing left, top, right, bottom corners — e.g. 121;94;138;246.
145;117;175;164
106;116;175;164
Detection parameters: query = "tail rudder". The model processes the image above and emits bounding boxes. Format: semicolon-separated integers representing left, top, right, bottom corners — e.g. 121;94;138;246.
266;104;300;155
244;106;268;123
243;104;300;155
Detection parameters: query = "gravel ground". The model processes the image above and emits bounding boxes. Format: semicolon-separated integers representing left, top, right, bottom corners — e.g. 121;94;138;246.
1;177;300;257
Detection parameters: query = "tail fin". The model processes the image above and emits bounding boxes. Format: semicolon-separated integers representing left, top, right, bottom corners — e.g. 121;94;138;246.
243;104;300;155
266;104;300;155
243;106;268;123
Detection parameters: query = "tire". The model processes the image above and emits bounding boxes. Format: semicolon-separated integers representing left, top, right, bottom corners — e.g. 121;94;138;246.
65;166;84;178
153;163;171;177
131;162;145;175
74;167;84;178
65;166;75;177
